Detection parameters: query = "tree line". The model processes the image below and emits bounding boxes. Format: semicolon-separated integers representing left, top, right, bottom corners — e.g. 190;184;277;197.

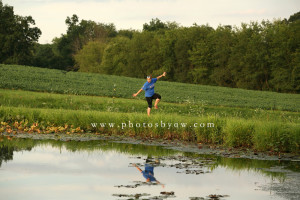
1;0;299;93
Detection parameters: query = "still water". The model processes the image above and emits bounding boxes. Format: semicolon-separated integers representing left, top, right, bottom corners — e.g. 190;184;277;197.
0;137;299;200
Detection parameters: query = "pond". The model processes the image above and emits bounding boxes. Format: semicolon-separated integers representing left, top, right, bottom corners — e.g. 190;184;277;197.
0;136;299;200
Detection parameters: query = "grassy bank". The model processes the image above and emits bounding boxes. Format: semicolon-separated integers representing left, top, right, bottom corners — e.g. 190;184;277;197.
1;105;299;153
1;64;299;111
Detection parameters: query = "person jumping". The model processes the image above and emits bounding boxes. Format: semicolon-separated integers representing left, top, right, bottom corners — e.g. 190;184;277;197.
133;72;166;116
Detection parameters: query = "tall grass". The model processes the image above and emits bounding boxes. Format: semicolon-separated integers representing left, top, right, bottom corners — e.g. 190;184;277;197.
1;106;299;153
223;120;254;147
253;122;300;153
1;89;299;123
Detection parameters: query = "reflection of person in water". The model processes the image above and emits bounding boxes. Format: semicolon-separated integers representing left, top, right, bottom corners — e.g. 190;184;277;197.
133;162;165;188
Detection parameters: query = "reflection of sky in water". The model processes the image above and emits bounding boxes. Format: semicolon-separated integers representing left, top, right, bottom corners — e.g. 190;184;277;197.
0;145;285;200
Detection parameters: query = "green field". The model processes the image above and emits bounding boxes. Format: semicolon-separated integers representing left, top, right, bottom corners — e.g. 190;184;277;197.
0;64;299;153
0;64;299;111
0;88;299;123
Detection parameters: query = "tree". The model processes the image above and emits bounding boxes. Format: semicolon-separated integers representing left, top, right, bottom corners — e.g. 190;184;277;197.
288;15;300;93
126;31;163;78
288;11;300;23
54;14;117;71
209;26;235;87
143;18;168;32
291;49;300;93
268;19;300;92
228;22;271;90
74;41;106;73
101;36;130;75
186;25;215;84
0;0;41;65
32;44;64;70
117;29;137;39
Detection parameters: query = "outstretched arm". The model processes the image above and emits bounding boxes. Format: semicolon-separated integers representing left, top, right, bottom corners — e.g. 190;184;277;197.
133;88;143;97
157;72;166;80
133;163;143;173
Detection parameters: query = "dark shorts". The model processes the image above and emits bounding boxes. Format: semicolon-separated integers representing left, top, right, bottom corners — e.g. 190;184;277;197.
146;93;161;108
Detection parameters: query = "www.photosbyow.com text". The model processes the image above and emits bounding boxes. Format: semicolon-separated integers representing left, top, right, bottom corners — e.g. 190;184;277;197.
91;121;215;130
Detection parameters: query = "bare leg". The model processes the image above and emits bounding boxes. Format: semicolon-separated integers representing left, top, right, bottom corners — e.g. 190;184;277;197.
147;107;151;116
154;99;160;109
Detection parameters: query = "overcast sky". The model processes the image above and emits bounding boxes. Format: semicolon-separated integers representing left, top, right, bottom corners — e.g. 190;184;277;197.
3;0;300;44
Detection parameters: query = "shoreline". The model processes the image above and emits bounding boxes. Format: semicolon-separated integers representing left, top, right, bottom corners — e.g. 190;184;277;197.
2;132;299;161
1;105;299;154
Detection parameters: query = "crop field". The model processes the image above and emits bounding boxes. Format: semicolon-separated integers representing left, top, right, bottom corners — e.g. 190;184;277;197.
0;89;299;123
1;64;299;111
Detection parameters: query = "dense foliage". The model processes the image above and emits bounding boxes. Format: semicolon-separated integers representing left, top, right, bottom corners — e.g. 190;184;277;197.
36;13;300;93
0;0;41;65
100;17;300;93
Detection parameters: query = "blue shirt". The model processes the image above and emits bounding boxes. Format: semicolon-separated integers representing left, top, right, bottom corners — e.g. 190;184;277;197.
142;164;156;182
142;78;157;97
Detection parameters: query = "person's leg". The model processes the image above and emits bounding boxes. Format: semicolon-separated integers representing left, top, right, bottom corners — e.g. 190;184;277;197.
146;97;152;116
154;99;160;109
153;93;161;109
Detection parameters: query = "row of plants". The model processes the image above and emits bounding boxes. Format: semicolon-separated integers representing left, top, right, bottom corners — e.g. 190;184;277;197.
1;64;299;111
0;89;299;122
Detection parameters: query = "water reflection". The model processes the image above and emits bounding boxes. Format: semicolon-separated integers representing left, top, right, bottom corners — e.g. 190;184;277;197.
0;136;299;200
133;157;165;188
0;145;14;166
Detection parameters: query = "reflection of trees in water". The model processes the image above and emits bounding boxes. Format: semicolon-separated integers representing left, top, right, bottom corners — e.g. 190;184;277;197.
0;136;297;181
0;145;33;167
0;137;34;167
0;146;14;167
